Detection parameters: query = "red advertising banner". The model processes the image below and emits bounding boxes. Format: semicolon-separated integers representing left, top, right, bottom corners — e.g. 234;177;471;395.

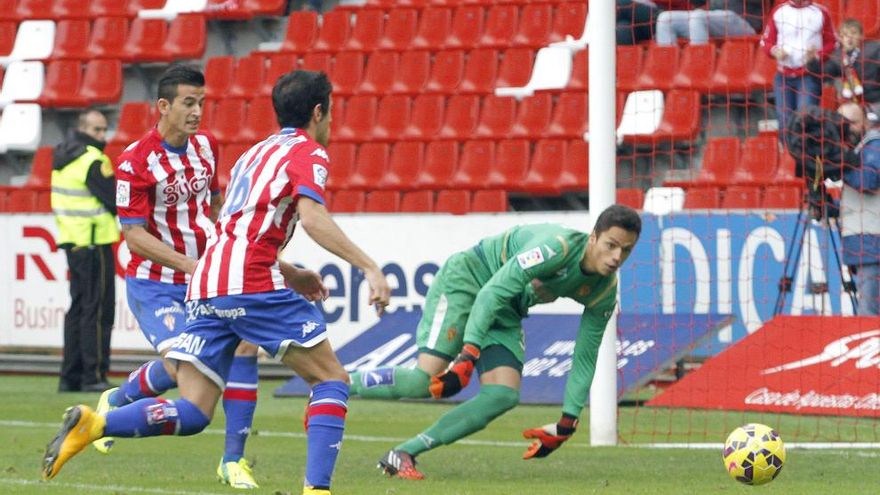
647;316;880;417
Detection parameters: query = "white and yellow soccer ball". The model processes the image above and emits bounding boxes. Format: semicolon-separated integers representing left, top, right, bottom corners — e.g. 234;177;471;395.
722;423;786;485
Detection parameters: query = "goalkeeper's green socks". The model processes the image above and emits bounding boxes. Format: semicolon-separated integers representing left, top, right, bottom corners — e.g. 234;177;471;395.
349;367;431;399
396;384;519;456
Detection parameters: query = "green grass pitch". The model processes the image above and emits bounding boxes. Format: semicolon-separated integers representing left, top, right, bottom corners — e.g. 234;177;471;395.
1;375;878;494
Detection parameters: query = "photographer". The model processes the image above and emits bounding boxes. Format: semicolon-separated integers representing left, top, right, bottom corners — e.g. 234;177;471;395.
838;102;880;315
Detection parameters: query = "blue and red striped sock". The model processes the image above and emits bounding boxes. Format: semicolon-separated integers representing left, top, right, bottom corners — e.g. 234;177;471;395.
111;360;176;407
103;397;209;437
303;380;348;490
222;356;258;462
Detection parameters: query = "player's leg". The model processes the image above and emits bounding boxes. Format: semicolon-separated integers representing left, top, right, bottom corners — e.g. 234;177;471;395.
217;340;260;489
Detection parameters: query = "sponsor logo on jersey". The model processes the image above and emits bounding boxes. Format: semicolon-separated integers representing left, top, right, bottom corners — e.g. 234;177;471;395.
312;163;328;189
310;147;330;161
116;180;130;207
118;160;134;174
517;247;545;270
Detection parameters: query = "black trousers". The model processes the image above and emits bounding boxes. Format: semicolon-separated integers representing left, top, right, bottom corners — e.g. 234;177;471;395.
60;244;116;389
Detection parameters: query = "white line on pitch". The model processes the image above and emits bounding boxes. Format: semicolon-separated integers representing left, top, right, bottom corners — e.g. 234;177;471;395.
0;478;231;495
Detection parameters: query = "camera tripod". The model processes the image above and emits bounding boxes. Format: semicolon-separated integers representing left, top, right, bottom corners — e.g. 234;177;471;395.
773;185;859;316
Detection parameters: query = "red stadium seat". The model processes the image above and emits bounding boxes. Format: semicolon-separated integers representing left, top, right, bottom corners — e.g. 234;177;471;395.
364;191;400;213
489;139;529;190
229;54;265;100
722;185;761;208
373;94;411;141
348;142;389;190
512;3;552;48
55;0;92;20
683;186;721;209
123;17;168;63
617;188;644;209
300;52;331;73
845;0;880;37
210;99;247;144
710;40;754;93
628;89;701;144
411;7;451;51
450;140;495;189
89;0;130;18
112;102;153;145
673;44;716;92
438;94;480;140
243;0;285;16
51;20;90;60
416;140;458;189
0;0;17;22
425;49;465;94
638;44;678;91
240;96;278;143
128;0;165;17
774;152;803;186
79;59;122;105
692;137;742;185
401;94;445;141
261;53;297;96
815;0;843;26
549;2;587;44
25;146;53;188
474;94;516;139
335;95;376;143
88;17;130;60
561;139;588;192
734;136;779;185
379;141;423;191
762;185;802;209
522;138;565;195
400;190;434;212
0;21;14;56
217;143;250;189
312;10;350;53
435;189;471;214
390;50;430;95
545;91;587;139
329;51;364;97
344;9;384;52
358;51;398;95
459;48;498;94
377;8;417;52
617;45;643;93
478;5;518;49
39;60;83;107
165;14;206;60
326;142;356;191
280;10;318;54
445;5;484;50
749;48;777;90
330;190;365;213
472;190;507;212
566;48;587;92
496;47;535;89
204;56;235;100
509;92;552;138
15;0;54;20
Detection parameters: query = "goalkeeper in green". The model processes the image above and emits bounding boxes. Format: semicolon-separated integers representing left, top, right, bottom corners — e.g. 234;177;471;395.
349;204;641;479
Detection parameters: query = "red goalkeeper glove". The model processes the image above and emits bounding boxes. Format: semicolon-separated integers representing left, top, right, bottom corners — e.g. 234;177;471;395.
428;344;480;399
522;414;578;459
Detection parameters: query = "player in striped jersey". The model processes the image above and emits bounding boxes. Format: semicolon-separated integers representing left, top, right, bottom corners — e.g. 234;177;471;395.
42;70;391;495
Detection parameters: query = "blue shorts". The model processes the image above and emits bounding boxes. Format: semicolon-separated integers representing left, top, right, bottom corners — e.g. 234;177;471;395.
166;289;327;389
126;277;187;353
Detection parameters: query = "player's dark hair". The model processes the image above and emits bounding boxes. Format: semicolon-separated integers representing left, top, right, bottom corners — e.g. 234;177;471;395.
157;64;205;102
272;70;332;129
593;204;641;237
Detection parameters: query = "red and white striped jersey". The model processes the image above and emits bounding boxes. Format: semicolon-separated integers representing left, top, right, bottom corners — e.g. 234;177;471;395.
115;127;221;284
187;128;329;300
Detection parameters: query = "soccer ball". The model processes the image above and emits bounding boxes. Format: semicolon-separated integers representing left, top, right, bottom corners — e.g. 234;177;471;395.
722;423;785;485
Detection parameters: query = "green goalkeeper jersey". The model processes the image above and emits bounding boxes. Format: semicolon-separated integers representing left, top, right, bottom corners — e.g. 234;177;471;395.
467;223;618;417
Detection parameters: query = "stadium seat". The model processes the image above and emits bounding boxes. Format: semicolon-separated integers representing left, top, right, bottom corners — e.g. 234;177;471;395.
0;22;14;57
5;187;38;212
330;190;365;213
546;91;587;139
566;48;587;92
411;6;451;51
0;20;54;66
734;136;779;185
204;56;234;100
762;185;802;209
721;185;760;208
201;99;216;132
373;94;411;141
401;94;445;141
51;0;90;19
334;95;376;143
210;99;247;144
89;0;130;18
628;89;700;144
489;139;529;190
325;142;356;190
474;94;516;139
815;0;843;26
0;103;41;153
710;40;754;93
496;48;534;89
111;102;153;145
400;190;434;212
229;54;264;100
261;52;297;96
165;14;206;60
88;17;129;60
51;20;90;60
496;45;572;98
242;0;285;17
416;140;459;189
683;186;721;209
522;138;565;195
103;143;126;163
358;51;398;95
279;10;318;54
435;189;471;215
617;45;643;93
509;92;552;138
445;5;484;50
673;44;716;92
240;96;278;143
138;0;207;20
379;141;423;191
458;48;498;95
438;94;480;140
774;151;803;186
79;58;122;105
311;10;350;53
617;89;665;140
749;48;776;91
692;137;742;185
390;50;430;95
38;60;81;107
425;49;465;94
0;60;44;107
300;52;331;73
479;5;518;49
637;44;678;91
512;3;551;48
329;51;364;97
364;190;400;213
15;0;54;21
128;0;167;17
348;142;389;190
561;138;588;192
472;190;507;212
549;1;587;44
377;8;417;52
344;9;384;52
450;140;495;189
217;143;249;189
617;188;644;209
25;146;53;188
329;94;345;136
845;0;880;37
123;18;169;63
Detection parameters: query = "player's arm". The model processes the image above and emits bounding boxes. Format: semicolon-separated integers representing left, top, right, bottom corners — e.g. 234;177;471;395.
279;260;328;302
297;196;390;312
122;223;198;275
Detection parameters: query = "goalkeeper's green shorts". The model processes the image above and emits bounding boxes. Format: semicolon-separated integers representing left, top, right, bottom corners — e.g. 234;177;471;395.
416;250;526;364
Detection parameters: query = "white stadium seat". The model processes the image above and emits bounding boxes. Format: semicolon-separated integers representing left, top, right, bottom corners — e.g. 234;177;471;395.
0;21;56;68
615;90;664;142
139;0;208;20
0;61;45;109
0;103;42;153
494;46;572;100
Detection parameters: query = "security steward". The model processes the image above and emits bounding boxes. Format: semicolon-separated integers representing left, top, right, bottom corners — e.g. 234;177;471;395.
52;108;120;392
